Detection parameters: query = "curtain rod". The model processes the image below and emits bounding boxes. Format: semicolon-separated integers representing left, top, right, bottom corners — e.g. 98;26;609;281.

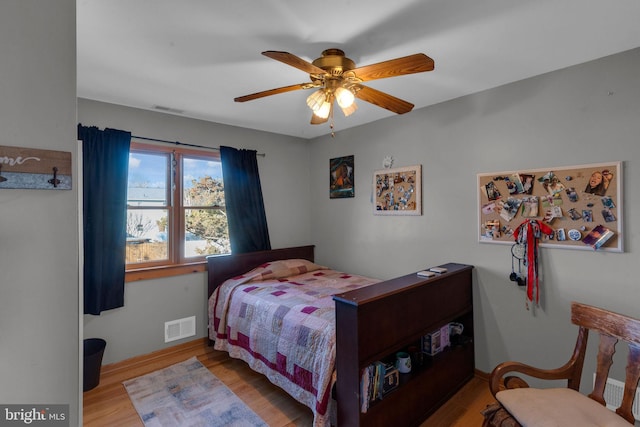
131;135;266;157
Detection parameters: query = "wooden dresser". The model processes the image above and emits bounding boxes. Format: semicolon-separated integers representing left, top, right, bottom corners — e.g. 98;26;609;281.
333;263;474;427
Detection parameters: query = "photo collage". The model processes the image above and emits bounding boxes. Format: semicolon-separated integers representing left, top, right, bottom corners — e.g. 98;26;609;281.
478;162;621;251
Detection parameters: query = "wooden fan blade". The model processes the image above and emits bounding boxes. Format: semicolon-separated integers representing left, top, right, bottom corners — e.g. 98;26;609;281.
234;83;314;102
354;84;414;114
350;53;434;82
262;51;327;76
310;113;328;125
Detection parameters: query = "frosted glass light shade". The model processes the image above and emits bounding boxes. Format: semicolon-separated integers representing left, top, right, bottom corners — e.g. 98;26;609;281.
340;101;358;117
335;86;355;108
306;89;326;112
315;101;332;119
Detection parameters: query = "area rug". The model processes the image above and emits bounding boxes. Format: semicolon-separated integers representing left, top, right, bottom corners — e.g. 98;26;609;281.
123;356;268;427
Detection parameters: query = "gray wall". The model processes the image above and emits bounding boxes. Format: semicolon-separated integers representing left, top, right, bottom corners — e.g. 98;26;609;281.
0;1;79;425
308;48;640;389
78;99;312;364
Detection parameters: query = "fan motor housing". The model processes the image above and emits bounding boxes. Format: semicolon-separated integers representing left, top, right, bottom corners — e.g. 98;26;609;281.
312;49;355;76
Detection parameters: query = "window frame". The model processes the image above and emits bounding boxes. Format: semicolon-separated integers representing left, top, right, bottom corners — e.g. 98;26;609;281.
125;141;226;281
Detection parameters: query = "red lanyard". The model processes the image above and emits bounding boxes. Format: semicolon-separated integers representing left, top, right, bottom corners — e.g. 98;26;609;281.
514;220;553;307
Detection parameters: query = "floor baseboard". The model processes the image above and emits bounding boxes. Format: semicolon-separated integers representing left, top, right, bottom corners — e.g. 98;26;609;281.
100;337;210;376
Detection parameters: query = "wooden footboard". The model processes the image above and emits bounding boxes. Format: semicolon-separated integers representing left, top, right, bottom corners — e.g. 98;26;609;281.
333;263;475;427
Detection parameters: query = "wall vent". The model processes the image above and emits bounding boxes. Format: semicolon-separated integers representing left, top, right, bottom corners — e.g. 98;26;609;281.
153;105;184;114
594;374;640;421
165;316;196;343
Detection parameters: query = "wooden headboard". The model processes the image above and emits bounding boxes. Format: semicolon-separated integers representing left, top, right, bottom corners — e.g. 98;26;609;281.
206;245;315;298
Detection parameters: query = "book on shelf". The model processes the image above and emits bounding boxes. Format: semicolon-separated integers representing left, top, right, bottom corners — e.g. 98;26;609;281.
360;361;400;412
360;366;369;413
581;224;614;250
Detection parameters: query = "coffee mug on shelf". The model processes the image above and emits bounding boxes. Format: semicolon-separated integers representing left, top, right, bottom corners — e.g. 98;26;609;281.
395;351;412;374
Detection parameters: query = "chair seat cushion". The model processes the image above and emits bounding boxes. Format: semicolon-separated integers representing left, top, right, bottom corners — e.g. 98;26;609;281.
496;388;632;427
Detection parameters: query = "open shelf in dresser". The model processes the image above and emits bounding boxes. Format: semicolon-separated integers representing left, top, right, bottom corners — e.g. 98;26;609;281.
333;263;474;427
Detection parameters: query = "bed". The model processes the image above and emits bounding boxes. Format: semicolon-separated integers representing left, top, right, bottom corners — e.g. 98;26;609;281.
207;245;475;427
207;245;379;426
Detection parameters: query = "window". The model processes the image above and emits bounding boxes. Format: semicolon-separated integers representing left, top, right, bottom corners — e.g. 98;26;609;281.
125;142;229;276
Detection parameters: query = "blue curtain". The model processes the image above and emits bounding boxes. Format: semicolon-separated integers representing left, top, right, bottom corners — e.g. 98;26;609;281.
220;146;271;253
78;124;131;315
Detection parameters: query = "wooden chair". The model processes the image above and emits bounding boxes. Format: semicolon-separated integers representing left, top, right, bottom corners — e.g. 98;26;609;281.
482;301;640;427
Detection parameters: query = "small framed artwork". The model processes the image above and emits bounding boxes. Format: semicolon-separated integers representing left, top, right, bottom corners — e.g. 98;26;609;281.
330;155;354;198
373;165;422;215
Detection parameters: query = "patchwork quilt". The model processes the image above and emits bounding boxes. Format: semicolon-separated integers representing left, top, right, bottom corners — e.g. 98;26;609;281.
209;259;378;427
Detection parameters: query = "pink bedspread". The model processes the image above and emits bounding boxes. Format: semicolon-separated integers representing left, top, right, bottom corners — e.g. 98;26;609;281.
208;259;378;426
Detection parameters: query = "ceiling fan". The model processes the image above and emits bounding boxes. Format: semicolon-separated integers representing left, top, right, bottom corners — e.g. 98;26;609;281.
234;49;435;125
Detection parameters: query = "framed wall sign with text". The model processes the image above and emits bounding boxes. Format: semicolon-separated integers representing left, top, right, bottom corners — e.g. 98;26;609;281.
0;145;71;190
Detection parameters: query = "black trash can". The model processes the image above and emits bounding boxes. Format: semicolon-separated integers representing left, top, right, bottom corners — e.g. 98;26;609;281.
83;338;106;391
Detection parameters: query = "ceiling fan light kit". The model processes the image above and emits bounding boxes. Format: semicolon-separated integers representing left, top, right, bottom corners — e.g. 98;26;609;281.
314;98;333;120
335;86;355;108
306;89;326;112
339;99;358;117
235;48;434;131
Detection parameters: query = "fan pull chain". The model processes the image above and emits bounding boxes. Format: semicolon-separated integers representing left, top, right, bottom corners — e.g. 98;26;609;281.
330;105;336;137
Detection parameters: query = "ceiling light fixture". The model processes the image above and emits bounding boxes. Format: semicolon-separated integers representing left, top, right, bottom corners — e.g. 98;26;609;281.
339;98;358;117
307;85;357;120
235;48;435;135
315;98;332;119
306;89;326;112
335;86;355;109
236;48;434;138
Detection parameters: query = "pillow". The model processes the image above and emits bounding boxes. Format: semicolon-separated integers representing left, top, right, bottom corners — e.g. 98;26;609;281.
246;259;327;282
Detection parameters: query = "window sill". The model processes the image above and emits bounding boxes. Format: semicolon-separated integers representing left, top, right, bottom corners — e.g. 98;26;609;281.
126;262;207;282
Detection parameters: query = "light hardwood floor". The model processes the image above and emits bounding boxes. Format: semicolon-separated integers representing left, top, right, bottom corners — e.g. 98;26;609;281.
83;338;496;426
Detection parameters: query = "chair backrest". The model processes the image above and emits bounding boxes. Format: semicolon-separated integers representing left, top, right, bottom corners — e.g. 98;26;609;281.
571;301;640;424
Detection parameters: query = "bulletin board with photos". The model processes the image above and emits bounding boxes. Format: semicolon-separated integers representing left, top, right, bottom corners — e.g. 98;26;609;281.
477;162;623;252
373;165;422;215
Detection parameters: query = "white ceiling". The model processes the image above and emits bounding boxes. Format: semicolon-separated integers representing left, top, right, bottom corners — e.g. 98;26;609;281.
77;0;640;140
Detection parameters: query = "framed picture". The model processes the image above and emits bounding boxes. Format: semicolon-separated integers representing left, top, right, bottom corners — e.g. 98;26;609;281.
373;165;422;215
330;155;354;199
477;161;623;252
